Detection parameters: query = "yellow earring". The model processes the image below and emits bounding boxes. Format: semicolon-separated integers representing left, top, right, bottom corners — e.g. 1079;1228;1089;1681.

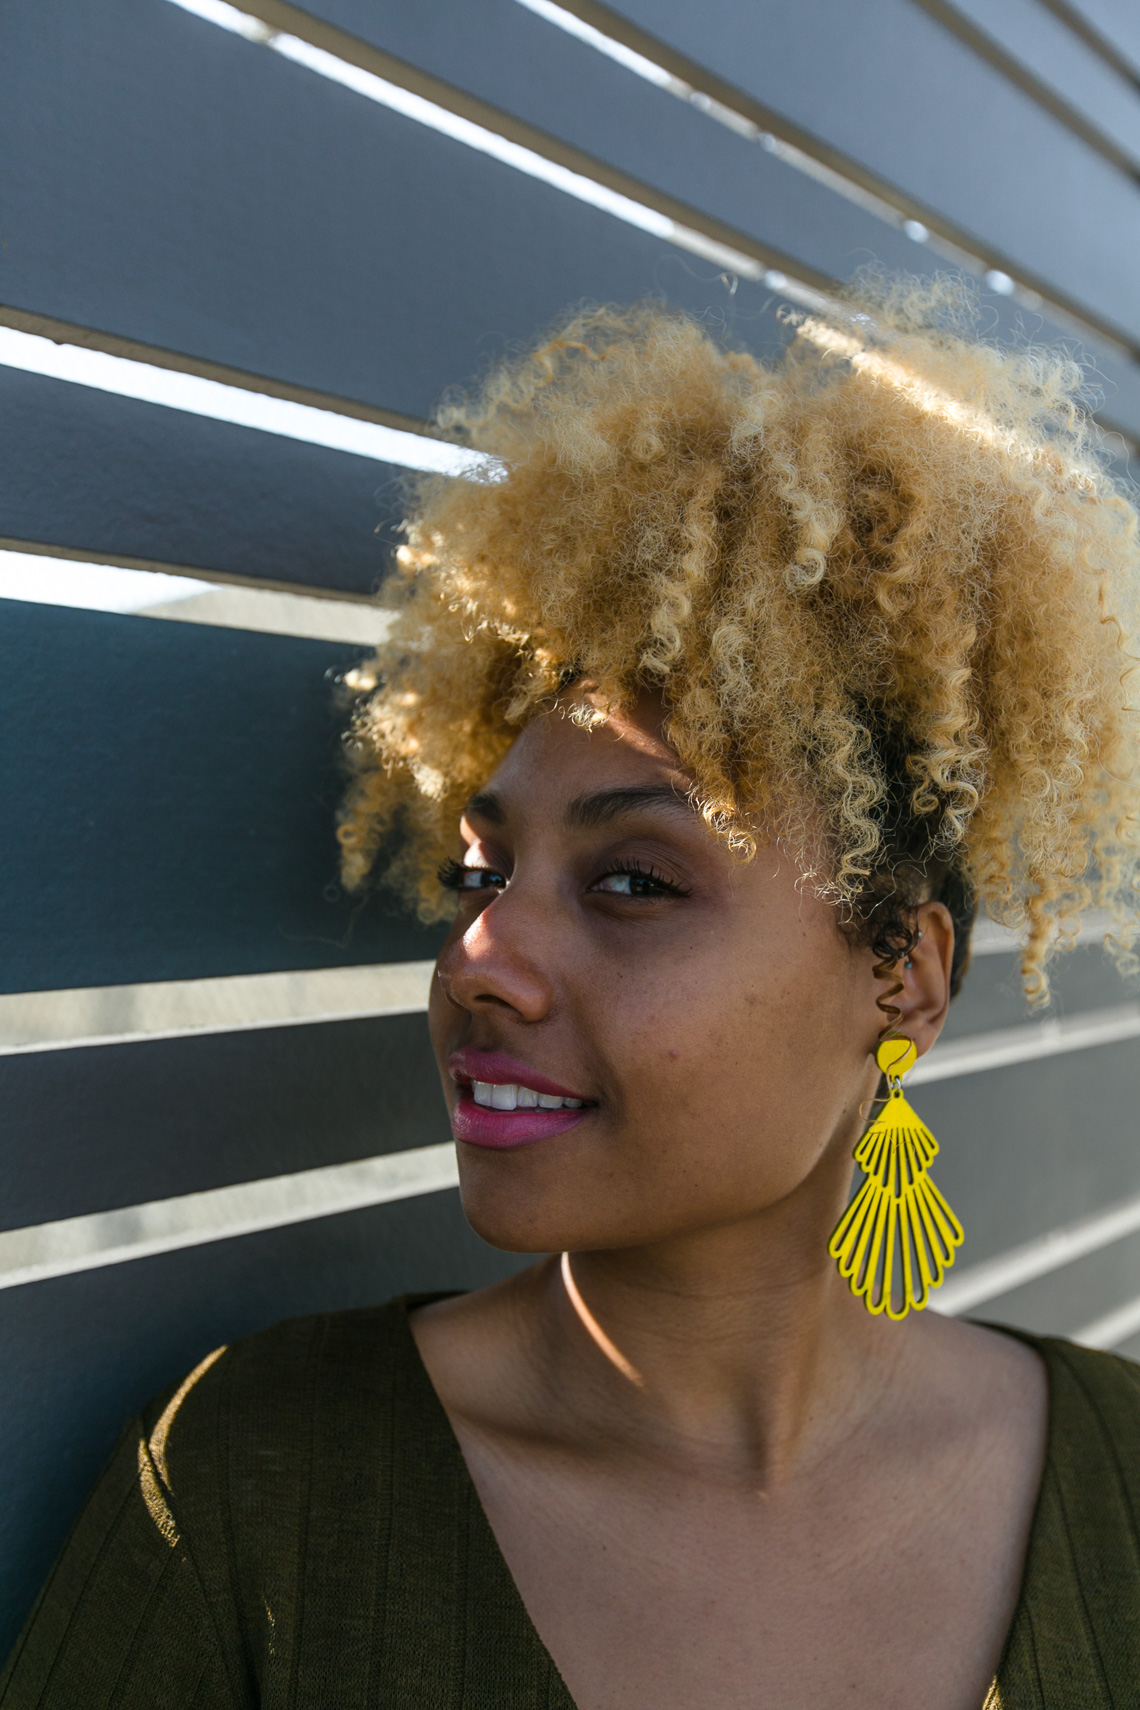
828;1037;963;1320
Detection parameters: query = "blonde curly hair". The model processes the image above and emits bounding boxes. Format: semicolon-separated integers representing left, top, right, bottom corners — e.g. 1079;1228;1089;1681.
339;275;1140;1002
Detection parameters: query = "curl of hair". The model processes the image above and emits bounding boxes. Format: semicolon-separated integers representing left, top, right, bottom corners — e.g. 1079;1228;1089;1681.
338;275;1140;1003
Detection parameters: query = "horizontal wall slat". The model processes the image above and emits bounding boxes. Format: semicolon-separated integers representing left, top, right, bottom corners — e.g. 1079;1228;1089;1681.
939;940;1134;1044
298;0;932;299
3;0;794;430
0;1194;528;1658
938;1188;1140;1315
0;601;444;992
919;1037;1140;1269
0;1012;444;1231
0;1143;460;1289
0;367;407;597
922;0;1140;170
0;960;435;1054
603;0;1140;349
0;544;393;644
257;0;1140;439
1062;0;1140;80
952;1221;1140;1344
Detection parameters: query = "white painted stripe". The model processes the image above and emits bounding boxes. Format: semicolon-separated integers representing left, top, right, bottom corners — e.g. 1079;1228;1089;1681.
937;1189;1140;1315
0;962;436;1055
0;324;490;478
911;1002;1140;1085
1072;1294;1140;1351
163;0;817;304
514;0;685;94
0;1143;460;1291
0;548;391;643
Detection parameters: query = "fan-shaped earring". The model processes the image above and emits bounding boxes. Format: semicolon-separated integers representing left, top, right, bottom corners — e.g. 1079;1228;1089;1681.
828;1037;963;1320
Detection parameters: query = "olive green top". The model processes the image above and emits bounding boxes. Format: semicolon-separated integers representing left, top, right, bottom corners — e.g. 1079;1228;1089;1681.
2;1298;1139;1708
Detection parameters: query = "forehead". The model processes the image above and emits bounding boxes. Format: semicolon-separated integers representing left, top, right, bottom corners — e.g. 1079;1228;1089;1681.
479;691;692;815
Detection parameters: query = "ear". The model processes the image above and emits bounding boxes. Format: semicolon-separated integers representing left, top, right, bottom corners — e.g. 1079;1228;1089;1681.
884;900;954;1060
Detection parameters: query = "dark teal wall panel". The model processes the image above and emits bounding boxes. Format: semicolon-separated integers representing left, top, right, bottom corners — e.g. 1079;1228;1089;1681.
0;1195;527;1658
302;0;1140;443
1;0;788;425
1064;0;1140;80
607;0;1140;346
0;601;442;991
976;1223;1140;1341
307;0;928;284
945;0;1140;166
0;367;404;595
940;943;1135;1043
0;1013;445;1232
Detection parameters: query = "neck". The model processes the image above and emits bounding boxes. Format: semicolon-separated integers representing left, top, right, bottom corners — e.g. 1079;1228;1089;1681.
529;1190;912;1487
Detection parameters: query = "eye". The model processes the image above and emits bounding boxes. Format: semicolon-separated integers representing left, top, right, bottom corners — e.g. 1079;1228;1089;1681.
590;860;688;899
437;856;506;893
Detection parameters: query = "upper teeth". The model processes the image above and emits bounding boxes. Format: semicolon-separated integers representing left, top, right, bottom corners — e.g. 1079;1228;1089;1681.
471;1081;584;1111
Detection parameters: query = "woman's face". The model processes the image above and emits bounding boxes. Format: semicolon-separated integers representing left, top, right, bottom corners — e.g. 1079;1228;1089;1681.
428;691;897;1256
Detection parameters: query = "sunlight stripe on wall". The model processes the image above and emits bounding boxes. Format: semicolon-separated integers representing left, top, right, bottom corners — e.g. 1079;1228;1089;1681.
163;0;823;306
909;1002;1140;1085
0;324;494;477
0;962;436;1055
0;1144;460;1291
1072;1292;1140;1351
936;1188;1140;1316
0;545;391;643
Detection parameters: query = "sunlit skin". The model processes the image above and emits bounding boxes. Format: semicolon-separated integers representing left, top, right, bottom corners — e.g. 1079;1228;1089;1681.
413;688;1047;1710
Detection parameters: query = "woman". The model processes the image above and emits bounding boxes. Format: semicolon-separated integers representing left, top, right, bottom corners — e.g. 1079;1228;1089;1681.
4;278;1140;1708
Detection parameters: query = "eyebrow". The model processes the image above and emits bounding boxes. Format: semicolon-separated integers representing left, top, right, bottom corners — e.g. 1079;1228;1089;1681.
463;784;694;831
465;790;507;825
564;785;695;830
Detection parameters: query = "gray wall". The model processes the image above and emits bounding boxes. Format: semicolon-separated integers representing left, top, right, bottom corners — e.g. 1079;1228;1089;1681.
2;0;1139;1652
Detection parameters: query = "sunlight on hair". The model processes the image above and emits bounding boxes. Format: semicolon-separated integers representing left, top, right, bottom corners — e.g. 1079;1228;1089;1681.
793;316;1087;475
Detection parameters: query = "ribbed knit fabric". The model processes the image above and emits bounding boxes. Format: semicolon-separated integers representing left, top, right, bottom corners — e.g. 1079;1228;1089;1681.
1;1299;1137;1708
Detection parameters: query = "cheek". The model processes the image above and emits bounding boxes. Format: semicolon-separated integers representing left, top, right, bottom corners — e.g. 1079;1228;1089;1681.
592;956;771;1126
598;943;862;1170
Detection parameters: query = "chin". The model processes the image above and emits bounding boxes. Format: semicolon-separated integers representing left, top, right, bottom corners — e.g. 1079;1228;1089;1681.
456;1163;587;1254
454;1146;694;1255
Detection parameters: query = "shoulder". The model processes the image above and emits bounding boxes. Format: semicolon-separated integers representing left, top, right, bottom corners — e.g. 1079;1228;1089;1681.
1016;1332;1140;1546
993;1336;1140;1696
140;1298;448;1534
1032;1334;1140;1435
147;1296;437;1448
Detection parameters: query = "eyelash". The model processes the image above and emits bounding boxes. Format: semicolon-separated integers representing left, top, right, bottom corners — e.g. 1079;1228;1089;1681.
595;858;690;898
437;856;504;892
436;855;689;899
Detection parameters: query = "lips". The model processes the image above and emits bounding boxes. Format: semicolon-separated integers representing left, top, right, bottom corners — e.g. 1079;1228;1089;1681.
448;1047;594;1150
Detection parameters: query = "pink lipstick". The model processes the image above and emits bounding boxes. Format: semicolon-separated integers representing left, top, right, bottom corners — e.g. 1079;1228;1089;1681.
448;1048;595;1150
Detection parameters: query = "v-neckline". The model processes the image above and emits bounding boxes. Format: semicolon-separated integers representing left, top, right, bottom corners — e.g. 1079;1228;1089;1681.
397;1298;1061;1710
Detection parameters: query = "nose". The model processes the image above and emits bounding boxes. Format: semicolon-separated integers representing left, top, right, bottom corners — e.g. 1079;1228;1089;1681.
435;889;556;1024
